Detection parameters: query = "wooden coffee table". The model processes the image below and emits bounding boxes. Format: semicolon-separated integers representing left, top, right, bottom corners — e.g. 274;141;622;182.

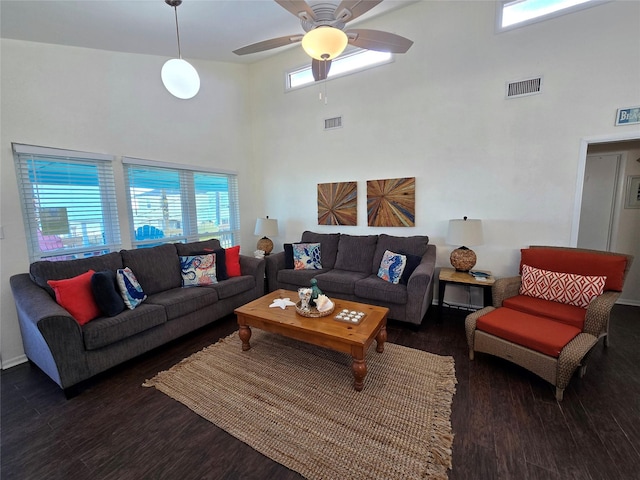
234;289;388;391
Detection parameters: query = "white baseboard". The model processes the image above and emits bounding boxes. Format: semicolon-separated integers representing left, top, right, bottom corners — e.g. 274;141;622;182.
2;355;28;370
617;298;640;307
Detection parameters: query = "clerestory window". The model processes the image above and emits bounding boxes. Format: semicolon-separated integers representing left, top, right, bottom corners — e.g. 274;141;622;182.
497;0;603;31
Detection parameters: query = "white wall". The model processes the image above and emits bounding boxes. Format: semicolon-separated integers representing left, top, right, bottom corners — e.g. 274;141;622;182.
0;40;259;367
247;0;640;304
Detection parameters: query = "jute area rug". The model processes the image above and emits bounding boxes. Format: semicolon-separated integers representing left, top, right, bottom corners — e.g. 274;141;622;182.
144;330;456;480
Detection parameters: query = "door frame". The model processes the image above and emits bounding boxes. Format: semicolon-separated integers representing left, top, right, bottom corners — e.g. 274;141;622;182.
570;130;640;246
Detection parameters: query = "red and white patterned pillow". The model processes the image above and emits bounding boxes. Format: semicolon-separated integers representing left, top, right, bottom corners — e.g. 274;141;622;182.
520;264;606;309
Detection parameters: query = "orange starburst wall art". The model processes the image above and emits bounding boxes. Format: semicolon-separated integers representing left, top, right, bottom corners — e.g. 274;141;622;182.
367;177;415;227
317;182;357;226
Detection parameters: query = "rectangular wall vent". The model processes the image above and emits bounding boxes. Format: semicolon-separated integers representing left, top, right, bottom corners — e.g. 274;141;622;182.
324;116;343;130
506;76;543;98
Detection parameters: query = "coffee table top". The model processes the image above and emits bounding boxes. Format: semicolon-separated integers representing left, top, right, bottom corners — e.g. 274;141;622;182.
235;289;388;349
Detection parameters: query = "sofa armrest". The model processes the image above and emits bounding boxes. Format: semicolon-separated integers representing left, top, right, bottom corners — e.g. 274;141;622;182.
492;276;521;307
584;290;620;337
265;251;286;293
10;273;90;389
239;255;266;296
405;244;437;324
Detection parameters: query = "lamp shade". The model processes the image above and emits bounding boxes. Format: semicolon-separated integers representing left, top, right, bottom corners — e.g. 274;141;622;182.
301;27;348;60
447;218;483;247
161;58;200;99
254;217;278;237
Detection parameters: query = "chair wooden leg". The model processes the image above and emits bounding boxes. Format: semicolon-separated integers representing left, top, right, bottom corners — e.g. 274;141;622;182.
604;335;610;348
469;349;475;361
555;387;564;401
579;364;587;378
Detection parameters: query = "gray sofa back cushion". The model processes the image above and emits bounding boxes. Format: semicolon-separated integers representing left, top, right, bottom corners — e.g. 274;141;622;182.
30;252;124;298
175;239;222;256
334;234;378;274
301;231;340;269
120;244;181;295
371;234;430;274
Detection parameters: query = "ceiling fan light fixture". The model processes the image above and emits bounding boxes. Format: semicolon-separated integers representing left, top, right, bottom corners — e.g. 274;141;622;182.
301;26;348;61
162;0;200;99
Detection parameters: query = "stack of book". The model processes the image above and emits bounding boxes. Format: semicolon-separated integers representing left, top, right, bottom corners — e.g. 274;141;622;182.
469;271;490;281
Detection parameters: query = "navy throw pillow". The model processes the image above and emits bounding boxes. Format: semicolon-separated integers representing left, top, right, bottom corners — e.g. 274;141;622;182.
400;252;422;285
91;270;126;317
284;243;295;269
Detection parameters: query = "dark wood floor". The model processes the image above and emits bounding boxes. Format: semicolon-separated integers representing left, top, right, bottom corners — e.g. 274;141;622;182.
2;304;639;480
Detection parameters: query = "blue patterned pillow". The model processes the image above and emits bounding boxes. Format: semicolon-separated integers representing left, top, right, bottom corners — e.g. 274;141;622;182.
293;243;322;270
116;267;147;310
377;250;407;284
180;254;217;287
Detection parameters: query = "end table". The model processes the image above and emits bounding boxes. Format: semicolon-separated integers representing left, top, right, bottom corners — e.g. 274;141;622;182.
437;267;495;322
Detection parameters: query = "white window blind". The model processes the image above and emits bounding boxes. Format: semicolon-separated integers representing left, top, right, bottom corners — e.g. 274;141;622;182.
123;158;240;249
12;143;121;262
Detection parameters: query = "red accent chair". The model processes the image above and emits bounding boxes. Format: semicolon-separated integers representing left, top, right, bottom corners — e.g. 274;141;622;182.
465;246;633;401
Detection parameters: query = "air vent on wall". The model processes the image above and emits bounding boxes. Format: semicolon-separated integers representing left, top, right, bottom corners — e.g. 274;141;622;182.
324;116;343;130
506;76;543;99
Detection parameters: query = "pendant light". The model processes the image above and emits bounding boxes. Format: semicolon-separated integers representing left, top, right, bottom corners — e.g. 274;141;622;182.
161;0;200;99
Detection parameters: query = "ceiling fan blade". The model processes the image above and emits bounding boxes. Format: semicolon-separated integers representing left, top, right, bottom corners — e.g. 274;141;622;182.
347;29;414;53
335;0;383;23
275;0;317;22
233;34;303;55
312;59;332;81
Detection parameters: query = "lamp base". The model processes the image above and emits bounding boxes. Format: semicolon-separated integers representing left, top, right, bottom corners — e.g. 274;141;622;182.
450;246;476;272
257;237;274;256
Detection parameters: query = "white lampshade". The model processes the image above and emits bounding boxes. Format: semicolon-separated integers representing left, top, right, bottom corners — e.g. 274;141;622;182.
254;217;279;237
301;27;348;61
447;218;484;247
161;58;200;99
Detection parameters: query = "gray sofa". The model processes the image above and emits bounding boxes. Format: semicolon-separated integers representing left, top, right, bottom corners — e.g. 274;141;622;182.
9;239;264;395
265;231;436;325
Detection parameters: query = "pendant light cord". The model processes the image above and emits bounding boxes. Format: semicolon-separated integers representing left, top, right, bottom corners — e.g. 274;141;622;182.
173;6;182;59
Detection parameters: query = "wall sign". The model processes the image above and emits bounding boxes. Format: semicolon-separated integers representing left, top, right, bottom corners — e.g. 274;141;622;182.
615;107;640;126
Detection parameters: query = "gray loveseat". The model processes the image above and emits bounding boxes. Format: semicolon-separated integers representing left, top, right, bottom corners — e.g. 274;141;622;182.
10;239;264;395
265;232;436;325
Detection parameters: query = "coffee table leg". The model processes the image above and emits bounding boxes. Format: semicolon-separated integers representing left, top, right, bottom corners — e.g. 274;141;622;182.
352;356;367;392
376;325;387;353
238;325;252;351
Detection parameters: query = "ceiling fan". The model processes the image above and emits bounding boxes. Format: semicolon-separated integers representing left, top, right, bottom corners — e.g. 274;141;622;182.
233;0;413;81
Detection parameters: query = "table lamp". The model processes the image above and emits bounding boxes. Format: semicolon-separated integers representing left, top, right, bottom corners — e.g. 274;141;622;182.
447;217;483;272
254;216;278;255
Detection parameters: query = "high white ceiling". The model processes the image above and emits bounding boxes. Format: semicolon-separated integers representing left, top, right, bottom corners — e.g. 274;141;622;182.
0;0;416;64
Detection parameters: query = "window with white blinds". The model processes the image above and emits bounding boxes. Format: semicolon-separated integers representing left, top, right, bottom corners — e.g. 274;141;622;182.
12;143;121;262
123;158;240;249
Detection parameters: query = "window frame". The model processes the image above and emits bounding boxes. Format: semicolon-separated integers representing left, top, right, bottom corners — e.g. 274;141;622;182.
496;0;608;32
122;157;240;249
12;143;121;262
285;48;394;91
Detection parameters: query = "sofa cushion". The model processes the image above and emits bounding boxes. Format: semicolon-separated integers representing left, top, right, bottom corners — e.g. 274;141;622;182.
520;264;605;309
355;275;408;304
116;267;147;309
315;269;369;295
371;234;429;274
502;295;585;329
301;231;340;269
277;268;329;288
47;270;102;325
520;248;628;291
377;250;407;284
180;254;218;286
145;286;218;320
334;234;378;274
293;243;322;270
30;251;123;298
212;276;256;300
82;303;167;350
91;270;126;317
477;307;581;358
121;244;181;295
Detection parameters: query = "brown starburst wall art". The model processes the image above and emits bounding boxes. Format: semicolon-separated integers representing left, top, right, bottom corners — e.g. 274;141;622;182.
367;177;415;227
317;182;357;226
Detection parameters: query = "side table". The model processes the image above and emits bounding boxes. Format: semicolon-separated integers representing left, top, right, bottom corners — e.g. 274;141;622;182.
437;267;495;322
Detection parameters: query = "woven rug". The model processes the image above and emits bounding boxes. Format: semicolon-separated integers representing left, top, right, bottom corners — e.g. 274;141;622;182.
144;330;456;480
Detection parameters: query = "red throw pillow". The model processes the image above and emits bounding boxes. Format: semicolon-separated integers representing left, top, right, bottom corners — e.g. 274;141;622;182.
47;270;102;325
225;245;241;277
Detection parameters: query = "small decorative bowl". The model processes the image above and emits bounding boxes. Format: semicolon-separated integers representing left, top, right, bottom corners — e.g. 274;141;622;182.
295;301;335;318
